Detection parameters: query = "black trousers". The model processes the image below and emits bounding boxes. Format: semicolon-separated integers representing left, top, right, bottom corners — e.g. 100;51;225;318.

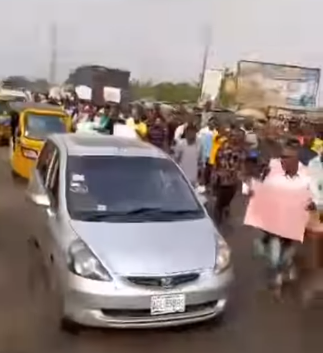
204;163;212;186
213;184;237;222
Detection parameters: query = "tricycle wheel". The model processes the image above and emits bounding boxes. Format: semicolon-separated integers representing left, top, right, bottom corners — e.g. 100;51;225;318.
11;169;20;180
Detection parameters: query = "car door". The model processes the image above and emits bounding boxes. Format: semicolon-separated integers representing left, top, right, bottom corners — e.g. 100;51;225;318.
45;148;65;271
27;140;57;268
45;146;74;291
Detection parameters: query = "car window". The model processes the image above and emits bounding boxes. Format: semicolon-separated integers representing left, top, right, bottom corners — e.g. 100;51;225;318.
66;156;204;222
47;150;59;208
36;140;56;185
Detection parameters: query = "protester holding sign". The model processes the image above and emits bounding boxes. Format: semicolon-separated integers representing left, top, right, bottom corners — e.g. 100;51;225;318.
245;139;313;299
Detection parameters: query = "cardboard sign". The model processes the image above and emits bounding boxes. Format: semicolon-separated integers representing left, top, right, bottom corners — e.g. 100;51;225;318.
103;86;121;103
75;85;92;100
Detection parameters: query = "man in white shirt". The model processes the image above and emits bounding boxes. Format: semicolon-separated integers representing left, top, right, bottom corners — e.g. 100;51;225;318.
174;113;195;142
174;124;203;187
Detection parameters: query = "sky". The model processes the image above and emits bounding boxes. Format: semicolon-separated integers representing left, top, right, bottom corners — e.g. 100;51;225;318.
0;0;322;84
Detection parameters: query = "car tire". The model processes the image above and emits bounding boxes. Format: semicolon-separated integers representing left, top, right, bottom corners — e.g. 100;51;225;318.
60;318;81;335
49;264;82;336
213;311;226;325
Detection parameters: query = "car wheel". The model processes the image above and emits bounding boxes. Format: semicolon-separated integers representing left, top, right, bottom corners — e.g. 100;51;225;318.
213;310;226;325
60;318;81;335
49;264;82;336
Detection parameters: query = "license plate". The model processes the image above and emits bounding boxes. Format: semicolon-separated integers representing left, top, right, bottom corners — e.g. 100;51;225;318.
150;294;185;315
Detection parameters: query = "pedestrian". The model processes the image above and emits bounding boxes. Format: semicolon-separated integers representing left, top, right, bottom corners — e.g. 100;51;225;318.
104;103;122;135
10;111;19;151
243;120;258;150
146;116;168;151
201;100;213;128
174;113;196;142
208;125;229;168
97;104;111;130
299;124;323;154
302;148;323;302
198;117;217;188
174;124;203;187
298;126;318;166
211;129;246;223
127;104;147;139
251;139;313;299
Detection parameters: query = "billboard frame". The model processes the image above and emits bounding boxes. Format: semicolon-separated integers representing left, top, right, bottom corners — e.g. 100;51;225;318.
236;60;321;108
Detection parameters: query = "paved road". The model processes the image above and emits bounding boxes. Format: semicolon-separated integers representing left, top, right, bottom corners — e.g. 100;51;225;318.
0;147;322;353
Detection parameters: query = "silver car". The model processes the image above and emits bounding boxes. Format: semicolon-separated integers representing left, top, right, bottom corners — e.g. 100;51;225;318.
26;133;233;332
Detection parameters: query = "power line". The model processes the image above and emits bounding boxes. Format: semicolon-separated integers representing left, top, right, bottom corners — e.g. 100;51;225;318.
49;23;58;84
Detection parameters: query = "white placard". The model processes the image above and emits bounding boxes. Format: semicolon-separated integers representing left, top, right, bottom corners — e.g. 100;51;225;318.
75;85;92;100
103;86;121;103
113;124;138;139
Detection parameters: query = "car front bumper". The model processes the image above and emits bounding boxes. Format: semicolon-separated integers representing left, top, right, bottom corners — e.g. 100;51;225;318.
62;267;234;328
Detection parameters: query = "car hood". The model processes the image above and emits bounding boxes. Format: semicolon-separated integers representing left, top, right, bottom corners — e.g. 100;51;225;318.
70;218;217;276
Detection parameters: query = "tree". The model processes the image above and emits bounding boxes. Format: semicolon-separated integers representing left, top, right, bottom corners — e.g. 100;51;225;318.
2;76;50;93
131;80;200;103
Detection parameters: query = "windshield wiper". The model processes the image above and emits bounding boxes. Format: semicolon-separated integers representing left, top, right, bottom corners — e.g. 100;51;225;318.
75;207;164;221
121;208;202;215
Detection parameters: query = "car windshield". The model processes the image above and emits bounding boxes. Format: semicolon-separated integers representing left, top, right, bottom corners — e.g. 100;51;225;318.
24;113;66;140
66;156;204;222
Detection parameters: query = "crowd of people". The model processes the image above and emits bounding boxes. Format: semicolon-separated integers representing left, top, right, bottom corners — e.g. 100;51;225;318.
25;92;323;302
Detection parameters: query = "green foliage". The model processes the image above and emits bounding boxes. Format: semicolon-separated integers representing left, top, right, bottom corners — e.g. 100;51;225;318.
131;80;200;103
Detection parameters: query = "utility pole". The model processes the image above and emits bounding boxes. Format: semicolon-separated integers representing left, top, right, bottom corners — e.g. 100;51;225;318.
49;23;58;84
199;24;212;93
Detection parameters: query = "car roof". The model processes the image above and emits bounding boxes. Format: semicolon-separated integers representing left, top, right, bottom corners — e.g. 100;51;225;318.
9;102;65;113
50;133;169;159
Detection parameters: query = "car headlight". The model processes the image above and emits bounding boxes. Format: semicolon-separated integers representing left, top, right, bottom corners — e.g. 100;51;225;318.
68;240;112;281
214;236;231;273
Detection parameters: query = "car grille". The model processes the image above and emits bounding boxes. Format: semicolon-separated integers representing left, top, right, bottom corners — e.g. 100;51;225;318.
126;273;199;288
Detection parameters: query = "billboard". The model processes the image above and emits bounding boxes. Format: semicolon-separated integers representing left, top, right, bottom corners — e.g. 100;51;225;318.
200;69;224;103
236;60;320;108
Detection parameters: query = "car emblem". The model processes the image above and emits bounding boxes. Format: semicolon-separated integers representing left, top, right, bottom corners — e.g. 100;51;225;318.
161;277;173;288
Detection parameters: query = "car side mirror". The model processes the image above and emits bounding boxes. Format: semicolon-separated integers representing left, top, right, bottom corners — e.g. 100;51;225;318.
26;169;51;207
27;191;51;207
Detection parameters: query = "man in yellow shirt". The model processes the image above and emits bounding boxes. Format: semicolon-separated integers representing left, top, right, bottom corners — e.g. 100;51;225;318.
126;106;148;138
298;126;323;154
209;126;228;165
311;137;323;154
